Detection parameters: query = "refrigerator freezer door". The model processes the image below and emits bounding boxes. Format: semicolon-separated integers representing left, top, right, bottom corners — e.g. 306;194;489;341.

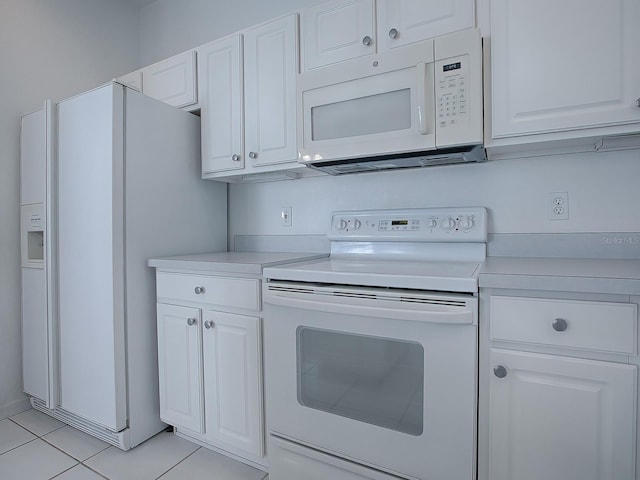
56;84;127;431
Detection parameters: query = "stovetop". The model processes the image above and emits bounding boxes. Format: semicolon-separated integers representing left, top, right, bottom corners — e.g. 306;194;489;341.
263;208;488;293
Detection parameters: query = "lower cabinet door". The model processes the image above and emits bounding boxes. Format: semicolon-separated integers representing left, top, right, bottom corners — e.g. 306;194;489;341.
489;348;637;480
156;303;203;433
202;310;262;457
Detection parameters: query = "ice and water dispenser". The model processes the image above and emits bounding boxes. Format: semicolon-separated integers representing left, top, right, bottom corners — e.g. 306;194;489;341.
21;203;45;268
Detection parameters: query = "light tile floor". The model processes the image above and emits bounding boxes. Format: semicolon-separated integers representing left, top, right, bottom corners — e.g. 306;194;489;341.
0;409;269;480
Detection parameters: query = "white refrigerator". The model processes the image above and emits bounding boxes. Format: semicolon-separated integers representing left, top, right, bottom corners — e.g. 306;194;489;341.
20;82;227;449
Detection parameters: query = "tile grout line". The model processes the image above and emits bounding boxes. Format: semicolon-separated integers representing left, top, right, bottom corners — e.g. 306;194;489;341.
39;433;111;480
152;446;203;480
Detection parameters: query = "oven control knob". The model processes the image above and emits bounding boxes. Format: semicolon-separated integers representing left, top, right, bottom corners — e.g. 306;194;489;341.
426;219;438;229
459;216;475;231
441;217;456;231
352;219;362;230
336;219;348;231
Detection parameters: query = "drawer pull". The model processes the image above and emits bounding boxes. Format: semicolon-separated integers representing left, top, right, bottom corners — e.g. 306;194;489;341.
194;286;205;294
186;317;197;326
493;365;507;379
552;318;568;332
204;320;215;329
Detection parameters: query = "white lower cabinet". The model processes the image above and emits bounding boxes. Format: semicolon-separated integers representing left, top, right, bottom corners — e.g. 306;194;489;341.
155;272;264;466
157;303;203;433
202;310;261;456
481;293;638;480
490;348;636;480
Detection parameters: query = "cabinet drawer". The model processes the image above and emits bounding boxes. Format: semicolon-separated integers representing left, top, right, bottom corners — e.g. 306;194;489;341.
156;272;259;310
490;296;637;355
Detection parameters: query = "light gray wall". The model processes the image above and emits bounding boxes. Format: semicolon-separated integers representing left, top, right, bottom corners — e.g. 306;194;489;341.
228;149;640;236
0;0;140;419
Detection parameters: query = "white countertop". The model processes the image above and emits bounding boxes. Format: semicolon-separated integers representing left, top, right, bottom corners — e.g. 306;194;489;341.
148;251;328;275
479;257;640;295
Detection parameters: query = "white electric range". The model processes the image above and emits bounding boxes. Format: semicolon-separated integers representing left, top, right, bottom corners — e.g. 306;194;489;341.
262;207;487;480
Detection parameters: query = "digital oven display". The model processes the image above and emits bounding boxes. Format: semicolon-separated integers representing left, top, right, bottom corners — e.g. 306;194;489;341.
443;62;462;72
391;220;408;226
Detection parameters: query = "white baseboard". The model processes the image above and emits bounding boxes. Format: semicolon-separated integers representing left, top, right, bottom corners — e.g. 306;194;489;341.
0;396;32;421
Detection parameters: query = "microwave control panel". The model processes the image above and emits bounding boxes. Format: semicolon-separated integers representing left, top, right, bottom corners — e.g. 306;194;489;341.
432;27;483;147
436;54;470;129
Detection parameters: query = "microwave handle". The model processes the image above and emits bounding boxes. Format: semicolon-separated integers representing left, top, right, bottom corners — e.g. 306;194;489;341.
416;62;429;135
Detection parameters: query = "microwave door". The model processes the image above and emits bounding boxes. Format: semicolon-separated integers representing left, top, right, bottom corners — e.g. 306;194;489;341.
300;64;436;163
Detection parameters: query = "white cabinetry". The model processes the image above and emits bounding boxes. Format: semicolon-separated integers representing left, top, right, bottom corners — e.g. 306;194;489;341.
156;303;203;433
480;293;638;480
489;0;640;149
301;0;474;70
199;14;299;180
154;271;264;466
116;50;197;109
117;70;142;92
142;50;198;109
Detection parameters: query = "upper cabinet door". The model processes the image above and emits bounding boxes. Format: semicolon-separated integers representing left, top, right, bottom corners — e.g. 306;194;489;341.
117;71;142;92
377;0;474;52
243;14;299;167
491;0;640;138
198;35;244;175
142;50;198;109
301;0;375;70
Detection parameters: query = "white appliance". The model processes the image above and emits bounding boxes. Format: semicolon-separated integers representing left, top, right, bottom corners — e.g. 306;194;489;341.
20;104;53;405
263;207;487;480
297;29;484;174
19;82;228;449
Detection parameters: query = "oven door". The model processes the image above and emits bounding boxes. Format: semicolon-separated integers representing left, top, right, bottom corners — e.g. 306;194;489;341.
263;281;477;480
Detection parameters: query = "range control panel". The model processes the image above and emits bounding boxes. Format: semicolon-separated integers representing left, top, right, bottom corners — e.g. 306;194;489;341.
330;207;487;242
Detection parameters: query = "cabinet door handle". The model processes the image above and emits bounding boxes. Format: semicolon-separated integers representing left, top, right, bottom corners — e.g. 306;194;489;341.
552;318;568;332
231;154;241;162
388;28;399;39
362;35;372;46
493;365;507;378
194;286;205;294
249;151;258;160
204;320;214;329
186;317;197;326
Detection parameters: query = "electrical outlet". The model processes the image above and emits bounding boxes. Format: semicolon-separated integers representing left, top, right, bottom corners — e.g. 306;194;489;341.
280;207;292;227
548;192;569;220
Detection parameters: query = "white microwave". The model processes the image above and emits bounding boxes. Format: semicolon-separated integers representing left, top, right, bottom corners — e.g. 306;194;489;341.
297;28;484;175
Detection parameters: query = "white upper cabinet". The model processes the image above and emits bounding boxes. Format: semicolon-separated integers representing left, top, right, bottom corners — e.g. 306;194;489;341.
243;14;298;169
142;50;198;109
302;0;375;71
301;0;474;70
116;70;142;92
199;34;244;174
377;0;474;52
199;14;299;180
490;0;640;139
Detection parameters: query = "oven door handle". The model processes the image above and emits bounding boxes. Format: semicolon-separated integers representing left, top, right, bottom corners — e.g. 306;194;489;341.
264;291;475;325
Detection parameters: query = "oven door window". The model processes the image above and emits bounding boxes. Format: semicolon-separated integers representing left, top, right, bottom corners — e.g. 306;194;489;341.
296;327;424;436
